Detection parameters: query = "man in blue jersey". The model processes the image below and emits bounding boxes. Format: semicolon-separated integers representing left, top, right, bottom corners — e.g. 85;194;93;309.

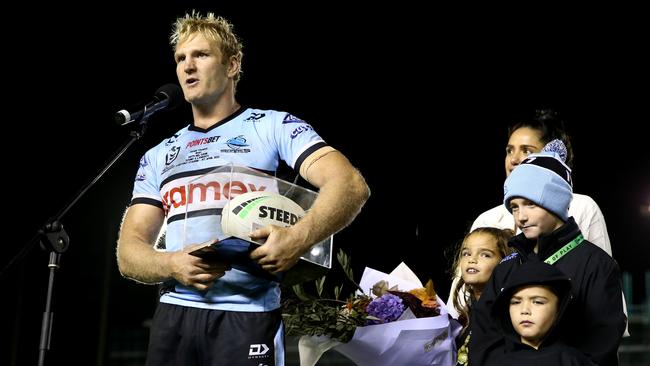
116;11;370;366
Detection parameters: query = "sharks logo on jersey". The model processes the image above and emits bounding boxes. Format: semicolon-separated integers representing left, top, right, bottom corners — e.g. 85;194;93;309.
221;135;251;153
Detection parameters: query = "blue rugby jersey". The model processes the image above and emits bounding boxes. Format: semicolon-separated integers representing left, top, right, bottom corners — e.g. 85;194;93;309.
130;107;326;311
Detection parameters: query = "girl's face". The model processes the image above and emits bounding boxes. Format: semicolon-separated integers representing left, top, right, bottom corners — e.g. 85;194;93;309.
460;232;503;293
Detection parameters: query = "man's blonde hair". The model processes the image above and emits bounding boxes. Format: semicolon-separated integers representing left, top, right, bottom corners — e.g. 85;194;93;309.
170;11;243;88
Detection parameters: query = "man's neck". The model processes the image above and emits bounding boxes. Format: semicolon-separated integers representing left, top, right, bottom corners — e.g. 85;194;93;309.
192;94;240;129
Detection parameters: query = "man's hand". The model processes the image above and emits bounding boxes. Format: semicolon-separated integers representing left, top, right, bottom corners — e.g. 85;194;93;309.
249;225;307;273
169;241;231;291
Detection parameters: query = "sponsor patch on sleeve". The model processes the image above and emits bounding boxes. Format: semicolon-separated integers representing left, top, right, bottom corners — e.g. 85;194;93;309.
282;114;306;124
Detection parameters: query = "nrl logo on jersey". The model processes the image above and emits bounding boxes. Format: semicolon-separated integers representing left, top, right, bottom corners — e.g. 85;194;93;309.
282;114;305;124
166;146;181;165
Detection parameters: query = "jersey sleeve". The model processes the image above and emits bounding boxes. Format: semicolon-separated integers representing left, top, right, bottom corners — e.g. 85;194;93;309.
273;112;327;171
130;151;163;209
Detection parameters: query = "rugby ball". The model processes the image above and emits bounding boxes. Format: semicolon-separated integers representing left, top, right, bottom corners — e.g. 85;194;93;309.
221;191;306;239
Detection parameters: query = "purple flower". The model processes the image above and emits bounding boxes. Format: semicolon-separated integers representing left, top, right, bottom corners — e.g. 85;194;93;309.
365;293;405;324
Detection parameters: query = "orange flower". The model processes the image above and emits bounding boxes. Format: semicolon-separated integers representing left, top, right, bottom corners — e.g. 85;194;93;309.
408;280;439;309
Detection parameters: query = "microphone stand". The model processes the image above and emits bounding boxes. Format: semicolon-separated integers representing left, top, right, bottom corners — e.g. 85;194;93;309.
1;119;150;366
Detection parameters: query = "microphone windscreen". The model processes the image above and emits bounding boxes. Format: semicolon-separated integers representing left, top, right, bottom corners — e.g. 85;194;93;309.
156;83;183;110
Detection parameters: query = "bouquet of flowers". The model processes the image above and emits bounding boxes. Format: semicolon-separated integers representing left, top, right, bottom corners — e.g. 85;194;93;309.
282;250;461;366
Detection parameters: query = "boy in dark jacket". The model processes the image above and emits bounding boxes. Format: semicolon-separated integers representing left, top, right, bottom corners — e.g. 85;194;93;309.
469;140;625;366
491;260;596;365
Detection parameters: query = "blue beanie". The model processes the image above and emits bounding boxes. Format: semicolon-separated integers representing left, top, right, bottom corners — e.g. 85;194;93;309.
503;140;573;221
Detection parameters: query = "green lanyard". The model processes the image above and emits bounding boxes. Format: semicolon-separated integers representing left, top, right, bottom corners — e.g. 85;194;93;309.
544;234;584;265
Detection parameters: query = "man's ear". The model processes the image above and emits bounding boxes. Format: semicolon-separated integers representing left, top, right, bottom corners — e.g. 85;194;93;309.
227;54;241;78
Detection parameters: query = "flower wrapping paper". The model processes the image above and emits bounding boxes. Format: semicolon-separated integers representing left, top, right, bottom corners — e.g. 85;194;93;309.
298;263;462;366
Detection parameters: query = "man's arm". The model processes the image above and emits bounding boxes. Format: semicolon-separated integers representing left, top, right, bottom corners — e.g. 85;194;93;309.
296;147;370;246
250;147;370;272
117;204;229;291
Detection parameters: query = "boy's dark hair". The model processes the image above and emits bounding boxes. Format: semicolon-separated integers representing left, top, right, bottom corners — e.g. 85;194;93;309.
492;261;573;343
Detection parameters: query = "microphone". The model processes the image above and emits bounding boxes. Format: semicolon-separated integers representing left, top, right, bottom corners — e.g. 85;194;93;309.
115;83;183;126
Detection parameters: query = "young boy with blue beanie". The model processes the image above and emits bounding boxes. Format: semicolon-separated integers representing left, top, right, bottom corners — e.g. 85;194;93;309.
469;140;626;366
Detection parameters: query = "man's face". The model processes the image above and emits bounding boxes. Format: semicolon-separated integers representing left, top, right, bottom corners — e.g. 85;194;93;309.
174;33;237;106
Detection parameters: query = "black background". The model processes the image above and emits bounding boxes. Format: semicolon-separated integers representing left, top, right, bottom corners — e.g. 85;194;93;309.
1;3;648;364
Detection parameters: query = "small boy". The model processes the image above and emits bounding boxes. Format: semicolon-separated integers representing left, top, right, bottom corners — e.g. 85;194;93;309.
469;140;625;366
491;260;595;365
